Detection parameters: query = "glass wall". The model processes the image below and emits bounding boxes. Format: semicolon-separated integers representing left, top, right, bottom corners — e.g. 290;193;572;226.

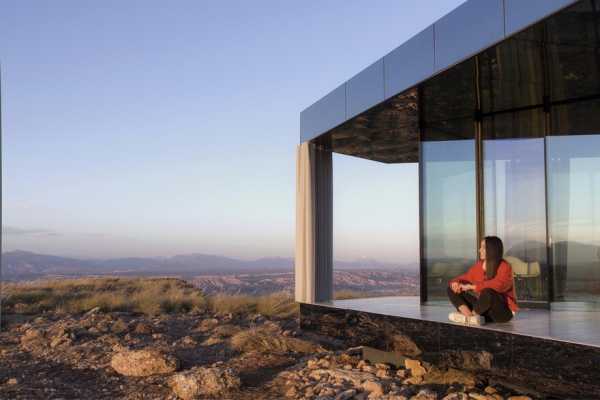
419;0;600;305
483;137;548;302
422;139;477;301
547;135;600;305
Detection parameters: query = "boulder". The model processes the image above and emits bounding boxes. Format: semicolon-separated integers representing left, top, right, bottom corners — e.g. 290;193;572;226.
169;367;241;399
110;348;179;376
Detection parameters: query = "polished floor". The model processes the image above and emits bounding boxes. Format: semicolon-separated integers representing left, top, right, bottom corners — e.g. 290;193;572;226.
317;296;600;348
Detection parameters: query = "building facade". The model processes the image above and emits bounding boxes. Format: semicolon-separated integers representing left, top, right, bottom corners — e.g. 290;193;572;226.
296;0;600;309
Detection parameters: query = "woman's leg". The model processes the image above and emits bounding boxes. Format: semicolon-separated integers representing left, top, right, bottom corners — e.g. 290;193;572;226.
447;286;479;315
473;288;513;323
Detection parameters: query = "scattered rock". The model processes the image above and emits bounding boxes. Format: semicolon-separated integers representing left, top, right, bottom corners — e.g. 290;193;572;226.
133;322;153;335
376;369;391;378
335;389;357;400
110;318;128;334
442;393;470;400
110;348;179;376
362;380;384;396
285;386;297;398
405;359;427;377
468;393;496;400
85;306;101;316
212;324;241;338
20;328;47;350
195;318;219;333
403;375;424;385
202;336;223;346
180;336;197;346
411;388;438;400
396;369;409;379
169;367;241;399
50;334;72;348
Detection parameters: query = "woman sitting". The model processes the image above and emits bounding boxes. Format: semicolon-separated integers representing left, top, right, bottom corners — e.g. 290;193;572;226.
447;236;519;326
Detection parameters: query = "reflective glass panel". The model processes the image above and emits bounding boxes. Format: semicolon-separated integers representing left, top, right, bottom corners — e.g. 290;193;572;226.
422;139;477;301
551;98;600;136
483;138;548;302
546;0;600;102
547;135;600;304
422;58;476;124
479;25;545;113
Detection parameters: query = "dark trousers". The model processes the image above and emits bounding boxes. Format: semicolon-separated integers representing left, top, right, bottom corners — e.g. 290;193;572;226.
447;286;513;323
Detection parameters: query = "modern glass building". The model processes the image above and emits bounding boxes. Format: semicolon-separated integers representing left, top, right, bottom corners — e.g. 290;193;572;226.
296;0;600;310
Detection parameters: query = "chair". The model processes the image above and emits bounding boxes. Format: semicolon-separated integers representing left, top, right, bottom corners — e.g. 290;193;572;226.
505;256;541;299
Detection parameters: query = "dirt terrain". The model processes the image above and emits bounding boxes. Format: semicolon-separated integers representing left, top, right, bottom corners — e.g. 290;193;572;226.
0;278;537;400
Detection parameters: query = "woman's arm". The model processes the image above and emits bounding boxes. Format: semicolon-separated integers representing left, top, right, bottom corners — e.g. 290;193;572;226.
473;261;513;293
448;261;479;285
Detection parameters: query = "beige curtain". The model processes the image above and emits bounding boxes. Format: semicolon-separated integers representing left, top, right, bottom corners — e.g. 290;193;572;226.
295;142;314;303
295;142;333;303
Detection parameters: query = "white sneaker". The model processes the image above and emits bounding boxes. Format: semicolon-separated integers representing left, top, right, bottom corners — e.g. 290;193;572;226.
448;312;486;326
467;314;485;326
448;312;468;324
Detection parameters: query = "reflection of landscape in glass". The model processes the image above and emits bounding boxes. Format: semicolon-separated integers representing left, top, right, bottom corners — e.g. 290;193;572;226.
547;135;600;303
422;140;477;300
483;138;547;301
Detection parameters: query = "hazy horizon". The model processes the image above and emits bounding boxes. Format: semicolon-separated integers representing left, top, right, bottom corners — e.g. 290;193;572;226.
1;1;464;263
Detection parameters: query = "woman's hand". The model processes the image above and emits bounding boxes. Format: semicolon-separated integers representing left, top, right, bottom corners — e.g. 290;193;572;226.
450;282;461;293
460;283;475;291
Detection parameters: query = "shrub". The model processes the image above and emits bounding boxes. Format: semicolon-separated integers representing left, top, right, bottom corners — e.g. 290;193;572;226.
230;327;320;354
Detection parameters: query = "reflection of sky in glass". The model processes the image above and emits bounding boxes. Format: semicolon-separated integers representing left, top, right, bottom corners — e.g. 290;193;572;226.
422;140;476;260
547;135;600;302
547;135;600;246
483;138;547;258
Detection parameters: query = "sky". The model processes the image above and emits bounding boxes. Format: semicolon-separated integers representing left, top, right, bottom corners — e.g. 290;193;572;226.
1;0;464;262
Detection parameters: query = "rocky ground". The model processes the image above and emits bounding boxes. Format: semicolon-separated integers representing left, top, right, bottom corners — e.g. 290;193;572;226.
0;308;538;400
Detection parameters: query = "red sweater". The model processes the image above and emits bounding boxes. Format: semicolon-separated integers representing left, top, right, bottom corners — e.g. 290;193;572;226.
448;259;519;313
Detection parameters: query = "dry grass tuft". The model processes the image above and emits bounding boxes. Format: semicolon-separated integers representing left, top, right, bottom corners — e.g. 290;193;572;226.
231;327;321;354
2;278;300;319
2;277;206;316
208;291;298;319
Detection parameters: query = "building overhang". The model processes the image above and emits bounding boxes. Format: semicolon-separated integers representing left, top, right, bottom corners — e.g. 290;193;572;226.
300;0;580;156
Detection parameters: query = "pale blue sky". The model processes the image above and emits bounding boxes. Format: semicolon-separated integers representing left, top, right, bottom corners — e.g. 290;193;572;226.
1;0;464;261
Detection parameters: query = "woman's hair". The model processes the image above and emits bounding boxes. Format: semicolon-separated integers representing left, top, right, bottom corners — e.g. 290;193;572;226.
484;236;504;280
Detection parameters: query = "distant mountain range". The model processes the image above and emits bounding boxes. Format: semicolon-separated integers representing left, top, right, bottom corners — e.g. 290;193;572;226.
1;250;417;281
